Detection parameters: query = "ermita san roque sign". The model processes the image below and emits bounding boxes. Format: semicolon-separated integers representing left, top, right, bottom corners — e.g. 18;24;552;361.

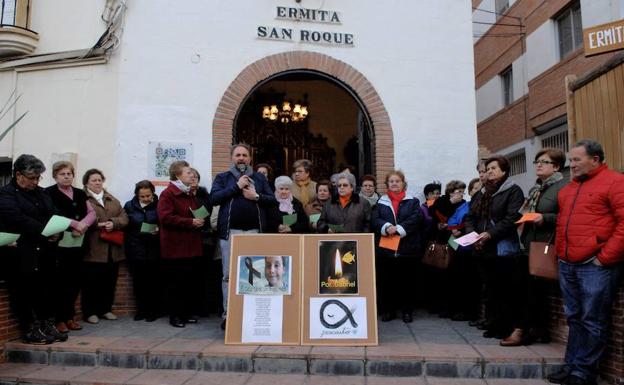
257;6;354;46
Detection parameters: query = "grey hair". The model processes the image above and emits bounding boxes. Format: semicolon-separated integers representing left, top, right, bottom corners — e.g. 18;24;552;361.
13;154;45;177
573;139;604;162
336;172;356;188
330;173;340;184
274;175;293;189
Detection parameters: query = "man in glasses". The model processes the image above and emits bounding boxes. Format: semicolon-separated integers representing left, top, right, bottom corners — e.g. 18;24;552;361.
548;140;624;385
0;154;67;344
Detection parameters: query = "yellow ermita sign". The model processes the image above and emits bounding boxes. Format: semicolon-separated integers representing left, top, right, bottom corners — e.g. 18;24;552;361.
583;18;624;56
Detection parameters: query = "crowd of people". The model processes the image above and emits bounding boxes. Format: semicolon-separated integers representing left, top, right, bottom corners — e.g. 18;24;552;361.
0;139;622;385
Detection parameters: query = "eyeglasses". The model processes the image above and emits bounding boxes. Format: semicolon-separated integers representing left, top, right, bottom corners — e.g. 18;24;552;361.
337;183;351;188
533;160;555;165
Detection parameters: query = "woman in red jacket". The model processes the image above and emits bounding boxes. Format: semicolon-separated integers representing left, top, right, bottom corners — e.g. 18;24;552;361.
157;161;207;328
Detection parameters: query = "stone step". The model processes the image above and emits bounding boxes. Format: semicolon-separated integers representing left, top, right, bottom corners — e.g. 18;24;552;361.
0;363;561;385
1;316;567;380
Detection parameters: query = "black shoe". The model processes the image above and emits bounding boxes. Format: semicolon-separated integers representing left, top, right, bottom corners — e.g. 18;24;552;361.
133;313;146;321
42;319;68;342
477;320;495;330
469;318;485;327
381;312;395;322
22;322;55;345
451;312;470;321
547;367;571;384
562;375;596;385
220;319;226;330
438;310;452;318
169;317;186;328
185;316;199;324
402;312;413;323
145;314;158;322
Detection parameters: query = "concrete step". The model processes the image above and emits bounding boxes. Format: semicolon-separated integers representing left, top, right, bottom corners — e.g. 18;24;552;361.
0;363;562;385
1;315;567;380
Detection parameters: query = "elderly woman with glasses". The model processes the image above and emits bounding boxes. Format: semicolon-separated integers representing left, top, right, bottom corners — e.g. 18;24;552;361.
317;173;371;233
46;161;96;333
0;155;67;344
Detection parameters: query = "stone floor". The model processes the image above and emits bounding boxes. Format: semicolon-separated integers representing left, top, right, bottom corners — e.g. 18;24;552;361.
1;311;571;384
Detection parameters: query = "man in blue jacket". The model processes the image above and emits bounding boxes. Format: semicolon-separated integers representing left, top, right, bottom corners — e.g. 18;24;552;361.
210;143;277;329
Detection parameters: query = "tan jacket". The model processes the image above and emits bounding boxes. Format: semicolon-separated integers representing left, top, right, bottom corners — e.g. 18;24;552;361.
291;179;317;207
84;190;129;263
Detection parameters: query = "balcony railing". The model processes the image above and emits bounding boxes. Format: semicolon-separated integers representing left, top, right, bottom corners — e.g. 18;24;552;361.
0;0;38;57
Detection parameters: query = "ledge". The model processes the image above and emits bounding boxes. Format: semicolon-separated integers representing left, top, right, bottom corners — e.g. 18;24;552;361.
0;26;39;57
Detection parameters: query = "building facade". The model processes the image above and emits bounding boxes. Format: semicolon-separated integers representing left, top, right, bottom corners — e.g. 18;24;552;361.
473;0;624;192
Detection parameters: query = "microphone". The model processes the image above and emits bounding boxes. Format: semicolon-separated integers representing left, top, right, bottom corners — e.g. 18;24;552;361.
236;163;254;187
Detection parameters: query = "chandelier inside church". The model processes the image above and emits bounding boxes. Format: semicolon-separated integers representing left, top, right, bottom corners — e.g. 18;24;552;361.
262;100;308;123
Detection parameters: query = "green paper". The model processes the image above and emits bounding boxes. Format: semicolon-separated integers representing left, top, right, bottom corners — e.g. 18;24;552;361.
309;213;321;224
190;205;209;219
448;235;459;251
140;222;158;233
282;213;297;226
0;232;20;246
58;231;84;248
41;215;71;237
328;224;345;233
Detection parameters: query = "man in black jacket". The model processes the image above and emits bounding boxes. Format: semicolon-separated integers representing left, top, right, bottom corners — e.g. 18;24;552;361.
0;154;67;344
210;144;276;329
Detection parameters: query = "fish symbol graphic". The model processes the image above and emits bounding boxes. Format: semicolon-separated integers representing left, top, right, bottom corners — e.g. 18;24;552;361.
341;251;356;264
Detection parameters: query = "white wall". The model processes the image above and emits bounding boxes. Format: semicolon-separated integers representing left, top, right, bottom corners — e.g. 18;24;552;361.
112;0;479;198
526;20;558;81
512;54;528;101
0;71;16;158
473;0;497;43
580;0;623;28
30;0;109;54
476;76;503;122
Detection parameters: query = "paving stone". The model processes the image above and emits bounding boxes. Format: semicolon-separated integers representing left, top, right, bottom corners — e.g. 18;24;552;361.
125;369;196;385
19;365;93;384
254;345;311;359
4;341;51;352
309;359;364;376
245;373;307;385
147;355;199;370
99;352;147;369
149;338;213;355
366;360;422;377
70;367;145;385
308;346;365;360
183;372;250;385
50;351;97;366
101;338;166;354
424;360;482;378
306;375;365;385
0;363;46;382
426;378;486;385
525;344;565;362
418;343;481;360
201;356;252;373
484;363;543;379
473;345;543;363
366;342;423;360
486;380;550;384
6;349;49;364
366;377;426;384
253;357;307;374
51;336;121;352
201;341;258;357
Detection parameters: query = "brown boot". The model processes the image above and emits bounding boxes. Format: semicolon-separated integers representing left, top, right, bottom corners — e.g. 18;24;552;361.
56;322;69;333
500;328;525;346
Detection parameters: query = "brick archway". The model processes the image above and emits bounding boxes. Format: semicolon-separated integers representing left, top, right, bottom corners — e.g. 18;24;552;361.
212;50;394;186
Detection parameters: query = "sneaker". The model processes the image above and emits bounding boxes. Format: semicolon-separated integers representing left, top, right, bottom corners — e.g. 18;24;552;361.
42;319;68;342
547;367;571;384
22;322;55;345
86;315;99;324
102;312;118;320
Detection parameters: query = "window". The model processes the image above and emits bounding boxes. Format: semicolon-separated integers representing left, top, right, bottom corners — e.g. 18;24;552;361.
495;0;509;19
541;130;569;153
507;149;527;176
557;2;583;59
1;0;16;26
500;66;513;107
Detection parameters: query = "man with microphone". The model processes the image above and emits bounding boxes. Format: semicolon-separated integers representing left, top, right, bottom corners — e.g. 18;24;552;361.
210;143;276;330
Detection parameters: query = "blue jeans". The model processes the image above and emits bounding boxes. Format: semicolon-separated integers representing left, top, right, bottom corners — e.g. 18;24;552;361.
219;229;259;319
559;260;622;382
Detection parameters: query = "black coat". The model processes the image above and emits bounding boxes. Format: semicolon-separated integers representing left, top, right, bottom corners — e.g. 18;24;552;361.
465;178;524;256
267;197;308;233
317;193;371;233
123;196;160;261
0;179;58;272
372;194;425;257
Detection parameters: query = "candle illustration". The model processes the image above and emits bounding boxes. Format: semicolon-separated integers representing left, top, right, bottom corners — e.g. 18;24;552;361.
319;241;358;294
334;249;343;278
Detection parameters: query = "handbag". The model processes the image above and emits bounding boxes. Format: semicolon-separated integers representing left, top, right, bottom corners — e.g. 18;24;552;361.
422;241;453;269
529;233;558;280
99;229;124;246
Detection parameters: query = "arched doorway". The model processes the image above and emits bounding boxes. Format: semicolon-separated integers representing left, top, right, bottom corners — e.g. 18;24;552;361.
211;51;394;190
233;70;374;180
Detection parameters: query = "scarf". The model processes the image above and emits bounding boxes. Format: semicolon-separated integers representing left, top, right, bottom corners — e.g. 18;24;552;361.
88;189;104;206
360;191;379;207
275;192;294;214
229;164;253;179
525;172;563;213
387;190;405;215
296;179;311;206
172;180;191;194
339;192;352;208
478;175;508;219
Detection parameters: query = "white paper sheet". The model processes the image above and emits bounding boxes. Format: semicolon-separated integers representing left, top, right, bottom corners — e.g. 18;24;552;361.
241;295;283;343
309;297;367;339
454;231;482;247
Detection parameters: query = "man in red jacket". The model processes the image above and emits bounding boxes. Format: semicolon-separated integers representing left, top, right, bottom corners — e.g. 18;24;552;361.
548;140;624;385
